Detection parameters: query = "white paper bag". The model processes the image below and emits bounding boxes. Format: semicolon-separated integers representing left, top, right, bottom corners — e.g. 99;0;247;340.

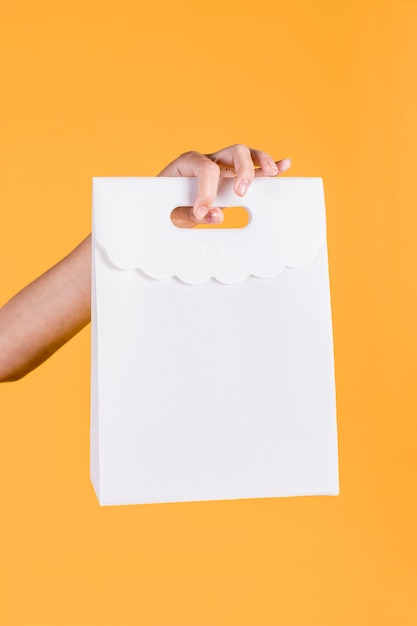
91;177;338;505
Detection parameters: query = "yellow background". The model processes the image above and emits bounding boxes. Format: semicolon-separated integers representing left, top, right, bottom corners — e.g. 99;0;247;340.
1;0;416;624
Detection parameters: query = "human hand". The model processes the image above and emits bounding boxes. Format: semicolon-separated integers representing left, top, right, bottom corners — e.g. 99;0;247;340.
157;145;291;228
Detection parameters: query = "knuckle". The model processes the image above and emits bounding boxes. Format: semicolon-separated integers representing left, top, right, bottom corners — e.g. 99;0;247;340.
233;143;251;155
182;150;200;160
203;159;220;175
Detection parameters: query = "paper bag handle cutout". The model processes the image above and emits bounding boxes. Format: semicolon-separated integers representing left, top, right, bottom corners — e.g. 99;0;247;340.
171;206;251;229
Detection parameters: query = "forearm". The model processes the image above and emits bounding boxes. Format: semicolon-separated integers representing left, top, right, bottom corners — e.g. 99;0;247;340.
0;236;92;382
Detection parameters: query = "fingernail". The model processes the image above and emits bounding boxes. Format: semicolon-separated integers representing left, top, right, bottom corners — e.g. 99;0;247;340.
205;209;222;224
238;179;249;196
195;206;208;219
268;159;278;172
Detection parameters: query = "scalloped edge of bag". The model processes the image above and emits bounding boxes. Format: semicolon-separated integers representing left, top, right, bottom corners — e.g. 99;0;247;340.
95;240;326;285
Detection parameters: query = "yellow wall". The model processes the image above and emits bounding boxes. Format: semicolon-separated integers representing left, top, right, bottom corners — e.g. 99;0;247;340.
1;1;416;624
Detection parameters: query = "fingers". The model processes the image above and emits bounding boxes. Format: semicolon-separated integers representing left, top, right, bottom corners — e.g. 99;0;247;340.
253;157;292;177
170;205;224;229
191;156;222;221
277;158;292;173
158;146;292;227
157;151;221;221
229;144;255;197
207;144;291;196
207;144;255;197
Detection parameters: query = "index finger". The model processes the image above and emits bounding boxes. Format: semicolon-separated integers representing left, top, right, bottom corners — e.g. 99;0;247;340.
188;152;221;220
157;150;223;224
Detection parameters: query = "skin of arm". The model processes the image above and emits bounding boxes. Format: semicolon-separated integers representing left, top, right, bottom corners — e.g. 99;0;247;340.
0;145;290;382
0;236;91;381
